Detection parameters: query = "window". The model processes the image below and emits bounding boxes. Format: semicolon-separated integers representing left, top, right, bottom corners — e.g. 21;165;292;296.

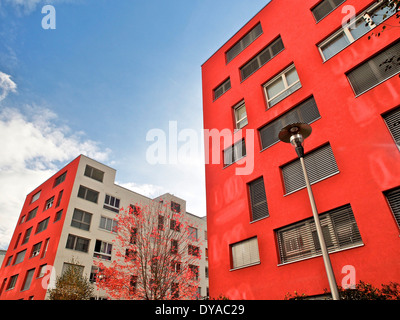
347;40;400;96
385;187;400;230
99;216;118;233
31;191;41;204
27;207;38;222
54;209;63;222
94;240;112;260
13;250;26;265
226;22;263;63
234;101;248;130
35;218;49;234
37;264;47;278
158;215;165;231
171;283;179;299
56;190;63;207
224;139;246;167
259;97;321;150
240;36;284;81
89;266;99;283
22;227;32;245
104;194;120;213
71;209;92;231
44;197;54;211
383;106;400;151
282;144;339;195
189;265;199;280
21;269;35;291
312;0;346;22
188;245;200;257
249;177;269;222
276;204;363;264
171;261;181;273
41;238;49;258
130;228;137;244
171;240;178;254
84;165;104;182
54;171;67;187
170;219;180;232
7;275;19;291
77;185;99;203
30;242;42;258
6;255;13;266
171;201;181;213
66;234;90;253
318;1;397;61
263;65;301;108
189;227;198;241
13;233;21;250
231;237;260;270
213;78;231;101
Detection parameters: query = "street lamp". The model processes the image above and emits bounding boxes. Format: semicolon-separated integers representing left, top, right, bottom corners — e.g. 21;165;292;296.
279;123;340;301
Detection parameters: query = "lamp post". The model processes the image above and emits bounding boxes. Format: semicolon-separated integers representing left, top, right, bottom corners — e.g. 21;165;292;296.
279;123;340;300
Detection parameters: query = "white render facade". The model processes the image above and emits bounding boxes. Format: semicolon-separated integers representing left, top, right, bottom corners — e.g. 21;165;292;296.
48;155;208;299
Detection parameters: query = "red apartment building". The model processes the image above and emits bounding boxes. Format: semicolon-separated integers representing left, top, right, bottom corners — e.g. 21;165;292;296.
202;0;400;299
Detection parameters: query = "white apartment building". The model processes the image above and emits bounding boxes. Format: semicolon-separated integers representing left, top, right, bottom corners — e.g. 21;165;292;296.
0;155;208;300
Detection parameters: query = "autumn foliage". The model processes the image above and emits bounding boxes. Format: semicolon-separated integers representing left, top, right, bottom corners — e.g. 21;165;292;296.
94;200;202;300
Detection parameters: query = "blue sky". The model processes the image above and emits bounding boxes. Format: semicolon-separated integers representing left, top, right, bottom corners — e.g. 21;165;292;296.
0;0;269;249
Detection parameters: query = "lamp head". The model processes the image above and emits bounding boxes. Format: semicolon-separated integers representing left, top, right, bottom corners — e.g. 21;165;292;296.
278;123;312;158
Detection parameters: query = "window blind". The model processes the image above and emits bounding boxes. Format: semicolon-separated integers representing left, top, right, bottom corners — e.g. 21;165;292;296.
347;40;400;96
249;177;269;221
259;97;321;150
214;78;231;100
277;204;362;264
312;0;346;22
383;106;400;150
282;144;339;194
231;237;260;269
385;187;400;230
224;139;246;167
226;23;263;63
240;37;284;81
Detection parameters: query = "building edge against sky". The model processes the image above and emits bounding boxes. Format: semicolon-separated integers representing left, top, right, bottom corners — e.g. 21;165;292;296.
0;154;208;300
201;0;400;299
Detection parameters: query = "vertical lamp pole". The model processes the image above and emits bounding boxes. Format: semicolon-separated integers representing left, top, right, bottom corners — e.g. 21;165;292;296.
279;123;340;300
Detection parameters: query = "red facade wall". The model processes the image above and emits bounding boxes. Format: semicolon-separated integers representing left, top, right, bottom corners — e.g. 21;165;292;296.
202;0;400;299
0;156;81;300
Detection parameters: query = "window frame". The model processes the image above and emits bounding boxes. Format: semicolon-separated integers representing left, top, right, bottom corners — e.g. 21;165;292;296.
66;234;90;253
213;78;231;101
94;239;113;261
263;64;302;108
223;139;247;168
281;143;340;195
84;165;104;182
233;101;248;130
230;237;261;271
276;204;363;265
383;106;400;152
318;1;397;61
77;185;99;203
71;208;92;231
311;0;346;23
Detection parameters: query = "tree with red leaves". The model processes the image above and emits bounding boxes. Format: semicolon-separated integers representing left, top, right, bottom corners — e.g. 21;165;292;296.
94;200;202;300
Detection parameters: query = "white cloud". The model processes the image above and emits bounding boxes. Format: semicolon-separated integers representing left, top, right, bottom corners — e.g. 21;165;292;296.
0;71;17;102
117;182;166;199
0;103;111;249
3;0;83;15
